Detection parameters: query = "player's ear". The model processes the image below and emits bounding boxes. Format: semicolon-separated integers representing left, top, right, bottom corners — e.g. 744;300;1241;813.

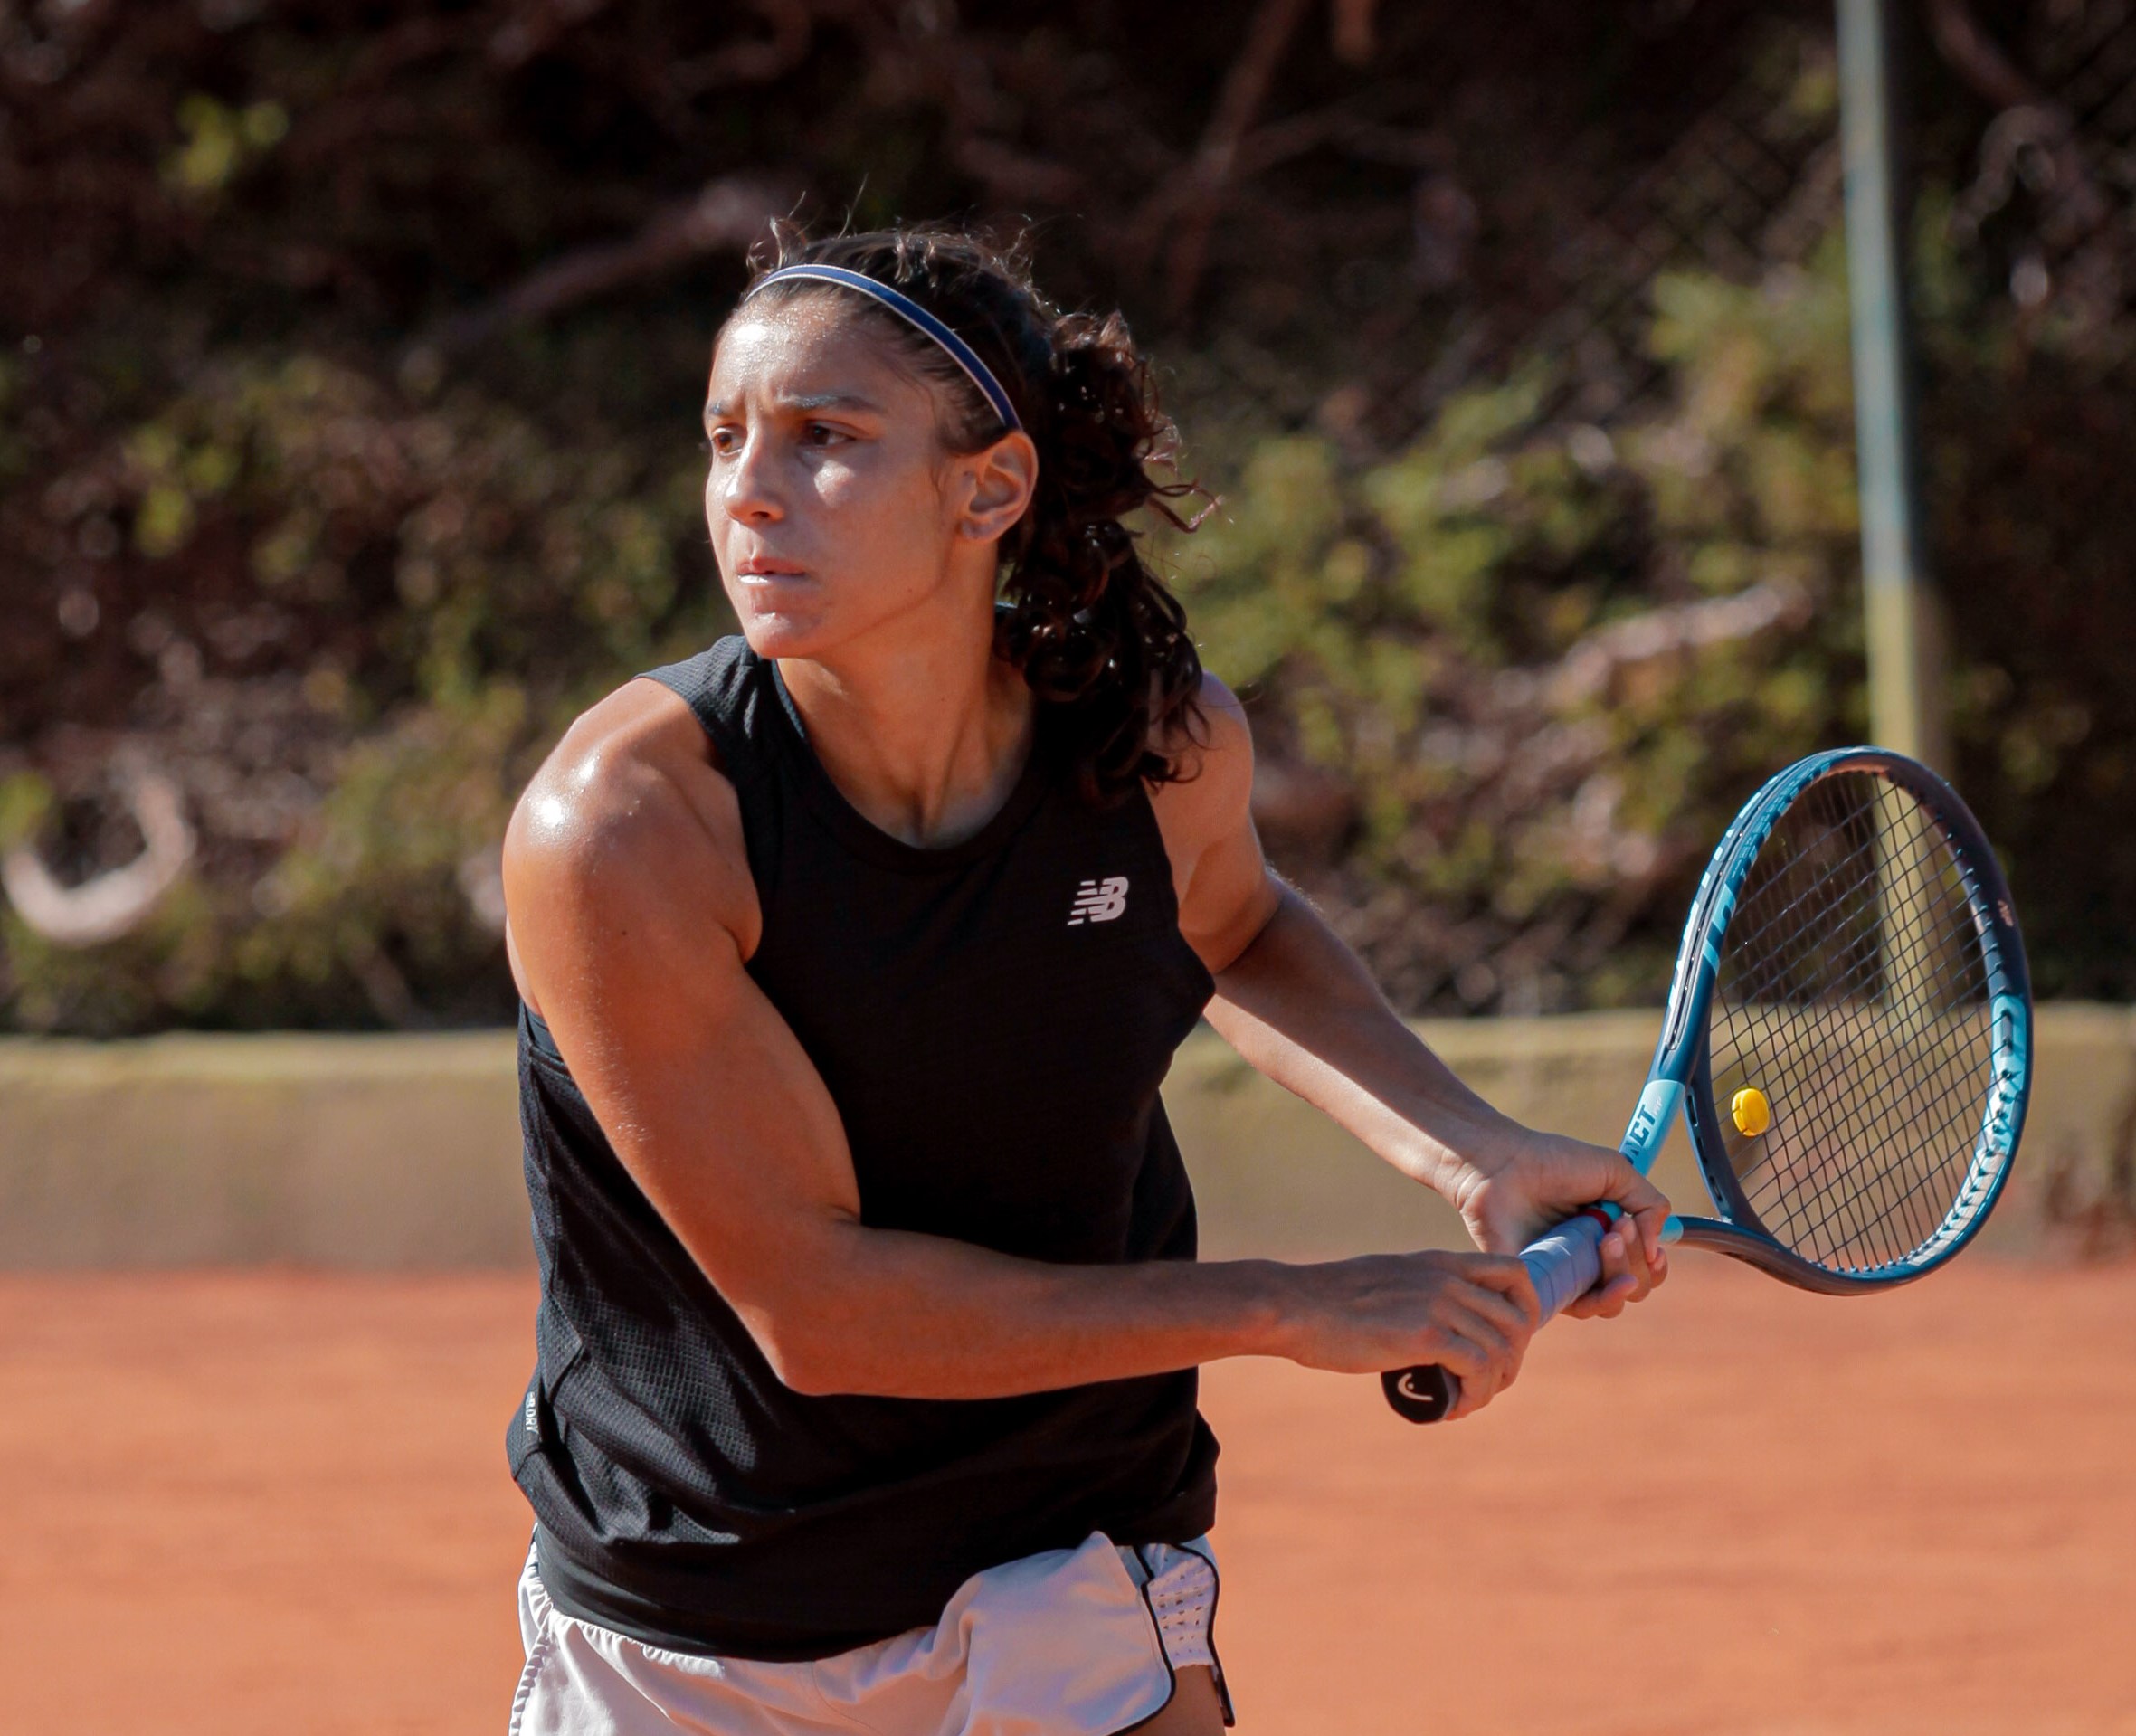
955;431;1039;544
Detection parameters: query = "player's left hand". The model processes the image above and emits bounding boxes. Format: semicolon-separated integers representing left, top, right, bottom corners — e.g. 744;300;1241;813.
1446;1124;1669;1319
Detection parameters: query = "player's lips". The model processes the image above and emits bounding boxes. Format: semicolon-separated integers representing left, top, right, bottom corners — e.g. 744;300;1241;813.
735;557;808;580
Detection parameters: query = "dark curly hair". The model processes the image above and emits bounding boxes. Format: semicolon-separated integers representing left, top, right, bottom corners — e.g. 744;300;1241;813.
724;222;1209;806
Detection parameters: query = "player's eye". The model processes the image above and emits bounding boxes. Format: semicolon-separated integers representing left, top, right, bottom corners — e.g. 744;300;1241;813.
705;427;741;456
802;422;848;447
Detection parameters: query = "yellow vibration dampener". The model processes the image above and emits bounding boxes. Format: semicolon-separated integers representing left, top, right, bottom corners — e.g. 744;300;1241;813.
1731;1086;1772;1138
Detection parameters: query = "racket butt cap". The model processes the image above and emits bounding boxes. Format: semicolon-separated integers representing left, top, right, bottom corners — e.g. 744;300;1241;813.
1381;1365;1456;1424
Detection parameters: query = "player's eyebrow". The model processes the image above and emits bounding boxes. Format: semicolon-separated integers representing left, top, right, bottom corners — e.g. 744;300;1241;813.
702;392;884;428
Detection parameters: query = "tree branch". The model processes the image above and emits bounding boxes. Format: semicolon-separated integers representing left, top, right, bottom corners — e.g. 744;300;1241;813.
1331;0;1380;65
1922;0;2038;110
675;0;816;91
432;175;790;349
1925;0;2113;256
1152;0;1316;318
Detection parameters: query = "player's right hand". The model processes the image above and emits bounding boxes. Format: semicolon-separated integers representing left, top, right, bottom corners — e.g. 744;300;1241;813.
1281;1251;1540;1419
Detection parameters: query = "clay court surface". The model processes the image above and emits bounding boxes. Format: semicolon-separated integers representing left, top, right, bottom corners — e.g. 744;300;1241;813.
2;1262;2131;1735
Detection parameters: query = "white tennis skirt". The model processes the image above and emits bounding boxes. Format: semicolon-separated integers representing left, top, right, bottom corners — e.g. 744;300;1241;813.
509;1530;1229;1735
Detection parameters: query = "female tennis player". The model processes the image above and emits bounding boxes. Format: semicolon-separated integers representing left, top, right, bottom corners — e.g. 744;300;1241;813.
500;223;1668;1735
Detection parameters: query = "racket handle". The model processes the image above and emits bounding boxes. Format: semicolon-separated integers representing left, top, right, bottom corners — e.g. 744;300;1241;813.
1381;1211;1611;1424
1519;1210;1613;1318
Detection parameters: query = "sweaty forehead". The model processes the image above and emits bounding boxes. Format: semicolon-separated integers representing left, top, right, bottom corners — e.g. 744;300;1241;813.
707;297;918;417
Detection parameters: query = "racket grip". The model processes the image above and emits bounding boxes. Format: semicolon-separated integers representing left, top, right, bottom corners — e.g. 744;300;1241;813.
1519;1210;1612;1318
1381;1211;1611;1424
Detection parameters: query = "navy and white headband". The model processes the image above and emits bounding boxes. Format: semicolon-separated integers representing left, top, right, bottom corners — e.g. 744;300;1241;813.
741;262;1024;434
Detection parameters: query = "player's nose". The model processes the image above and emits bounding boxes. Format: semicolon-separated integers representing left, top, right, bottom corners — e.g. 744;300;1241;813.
718;432;786;525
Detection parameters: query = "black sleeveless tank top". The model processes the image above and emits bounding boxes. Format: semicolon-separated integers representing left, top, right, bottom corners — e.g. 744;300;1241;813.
508;636;1220;1661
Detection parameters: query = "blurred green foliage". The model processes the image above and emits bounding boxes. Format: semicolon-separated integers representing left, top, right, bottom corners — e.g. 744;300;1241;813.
5;2;2132;1029
8;215;2131;1026
5;348;727;1030
1174;240;1867;1010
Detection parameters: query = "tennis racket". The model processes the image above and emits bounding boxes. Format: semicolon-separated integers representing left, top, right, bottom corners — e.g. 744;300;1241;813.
1382;746;2033;1423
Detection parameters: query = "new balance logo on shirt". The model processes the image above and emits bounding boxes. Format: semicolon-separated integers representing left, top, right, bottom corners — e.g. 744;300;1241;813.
1068;876;1129;925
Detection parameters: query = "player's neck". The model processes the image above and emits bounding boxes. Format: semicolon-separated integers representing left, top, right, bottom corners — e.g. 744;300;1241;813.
775;607;1035;852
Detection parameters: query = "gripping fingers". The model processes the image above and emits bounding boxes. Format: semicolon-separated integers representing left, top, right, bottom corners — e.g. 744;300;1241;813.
1563;1223;1665;1319
1435;1299;1530;1415
1454;1271;1541;1346
1371;1252;1537;1423
1429;1324;1499;1418
1466;1254;1544;1331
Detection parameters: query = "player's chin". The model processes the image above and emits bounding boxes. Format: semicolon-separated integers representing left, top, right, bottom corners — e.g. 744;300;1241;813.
729;583;835;658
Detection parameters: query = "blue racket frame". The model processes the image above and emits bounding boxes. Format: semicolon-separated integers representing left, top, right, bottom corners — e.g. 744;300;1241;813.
1384;747;2033;1421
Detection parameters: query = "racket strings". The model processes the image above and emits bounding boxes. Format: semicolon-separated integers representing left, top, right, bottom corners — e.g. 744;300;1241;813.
1725;949;1976;1265
1706;772;1997;1274
1724;828;1989;1264
1726;912;1943;1264
1727;792;1989;1266
1817;791;1996;1257
1731;795;1989;1267
1740;953;1987;1268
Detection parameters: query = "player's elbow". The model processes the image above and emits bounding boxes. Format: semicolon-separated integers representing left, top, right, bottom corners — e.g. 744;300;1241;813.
726;1273;867;1398
748;1319;848;1396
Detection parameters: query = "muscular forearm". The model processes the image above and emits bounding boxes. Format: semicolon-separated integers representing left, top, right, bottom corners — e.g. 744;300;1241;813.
1203;881;1673;1318
1206;881;1523;1198
740;1220;1307;1399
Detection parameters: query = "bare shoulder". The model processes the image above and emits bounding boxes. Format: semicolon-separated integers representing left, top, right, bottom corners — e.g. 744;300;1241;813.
1147;671;1277;971
503;677;761;995
1149;670;1256;833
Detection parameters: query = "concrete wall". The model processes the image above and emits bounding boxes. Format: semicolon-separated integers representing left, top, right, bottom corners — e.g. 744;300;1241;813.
0;1032;527;1267
3;1009;2131;1267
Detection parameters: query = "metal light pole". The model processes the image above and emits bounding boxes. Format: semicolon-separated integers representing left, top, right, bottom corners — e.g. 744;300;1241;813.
1837;0;1946;769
